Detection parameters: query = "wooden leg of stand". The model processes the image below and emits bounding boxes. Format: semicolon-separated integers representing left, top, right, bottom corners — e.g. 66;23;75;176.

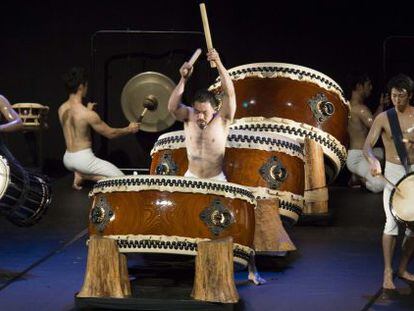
191;237;239;303
304;138;328;214
77;235;131;298
254;198;296;253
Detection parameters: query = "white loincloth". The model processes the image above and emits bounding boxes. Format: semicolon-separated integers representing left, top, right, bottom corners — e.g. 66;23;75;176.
63;148;124;177
184;169;227;182
346;148;385;193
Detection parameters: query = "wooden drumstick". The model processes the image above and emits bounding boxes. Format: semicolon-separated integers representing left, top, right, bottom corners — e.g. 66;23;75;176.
182;48;202;77
199;3;216;68
380;174;403;196
188;48;202;66
137;95;158;122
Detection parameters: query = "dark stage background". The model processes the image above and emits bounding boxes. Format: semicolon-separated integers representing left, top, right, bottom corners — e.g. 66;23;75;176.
1;0;414;183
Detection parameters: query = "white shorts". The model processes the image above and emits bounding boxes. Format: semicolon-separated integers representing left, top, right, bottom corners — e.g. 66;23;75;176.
63;148;124;178
346;149;385;193
383;162;414;236
184;169;227;182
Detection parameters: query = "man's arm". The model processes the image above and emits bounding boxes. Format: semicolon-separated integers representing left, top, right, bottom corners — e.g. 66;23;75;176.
0;95;23;132
168;62;192;122
87;111;139;139
208;49;236;122
363;112;385;176
358;106;375;129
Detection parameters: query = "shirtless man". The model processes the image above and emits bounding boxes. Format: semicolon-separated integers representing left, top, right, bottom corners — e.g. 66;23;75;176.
364;73;414;291
168;49;235;181
346;73;386;192
58;67;139;190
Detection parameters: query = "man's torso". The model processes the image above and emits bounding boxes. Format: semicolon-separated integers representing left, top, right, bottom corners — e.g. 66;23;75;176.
184;112;228;178
348;103;370;149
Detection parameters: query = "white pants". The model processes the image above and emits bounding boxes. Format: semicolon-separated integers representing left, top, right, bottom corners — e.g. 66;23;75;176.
383;162;414;236
346;149;385;193
63;148;124;177
184;169;227;182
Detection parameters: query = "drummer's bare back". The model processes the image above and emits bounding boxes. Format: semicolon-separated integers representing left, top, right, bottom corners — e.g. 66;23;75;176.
58;101;93;152
184;112;229;178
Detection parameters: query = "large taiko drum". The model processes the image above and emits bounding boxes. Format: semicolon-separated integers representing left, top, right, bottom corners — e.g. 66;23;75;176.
390;173;414;230
150;130;305;225
88;175;256;267
209;63;349;181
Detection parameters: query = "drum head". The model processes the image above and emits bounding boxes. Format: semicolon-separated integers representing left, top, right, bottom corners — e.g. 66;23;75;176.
0;156;10;198
391;173;414;222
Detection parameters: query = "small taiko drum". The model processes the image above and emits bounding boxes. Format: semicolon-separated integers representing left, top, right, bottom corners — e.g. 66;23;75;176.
12;103;49;130
209;63;349;181
390;173;414;230
150;130;305;225
88;175;256;267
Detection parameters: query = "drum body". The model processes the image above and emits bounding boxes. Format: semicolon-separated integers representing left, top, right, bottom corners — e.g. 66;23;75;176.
0;154;52;226
209;63;349;180
150;130;305;225
88;175;256;266
390;173;414;230
12;103;49;130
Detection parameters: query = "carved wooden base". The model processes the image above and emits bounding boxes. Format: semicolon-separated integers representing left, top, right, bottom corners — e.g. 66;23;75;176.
304;137;328;214
77;235;131;298
254;198;296;253
191;237;239;303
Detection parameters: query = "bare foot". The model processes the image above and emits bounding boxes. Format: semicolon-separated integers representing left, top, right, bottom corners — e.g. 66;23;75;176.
383;269;396;290
72;172;83;190
397;270;414;283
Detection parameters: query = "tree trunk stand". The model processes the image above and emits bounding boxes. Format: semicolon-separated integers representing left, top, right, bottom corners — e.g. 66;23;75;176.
77;235;131;298
303;137;329;215
254;198;296;254
191;237;239;303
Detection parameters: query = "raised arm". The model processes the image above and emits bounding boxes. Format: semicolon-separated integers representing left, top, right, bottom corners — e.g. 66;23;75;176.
168;62;192;122
0;95;23;132
207;49;236;122
363;112;385;176
87;110;139;139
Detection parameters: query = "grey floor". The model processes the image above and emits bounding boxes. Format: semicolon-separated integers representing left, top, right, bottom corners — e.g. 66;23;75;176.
0;175;413;310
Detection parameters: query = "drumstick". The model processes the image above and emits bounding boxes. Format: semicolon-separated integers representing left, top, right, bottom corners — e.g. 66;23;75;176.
199;3;216;68
188;48;202;66
137;108;148;123
182;48;202;77
380;174;404;197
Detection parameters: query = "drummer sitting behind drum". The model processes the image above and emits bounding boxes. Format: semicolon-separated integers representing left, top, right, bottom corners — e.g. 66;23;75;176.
168;49;236;181
58;67;140;190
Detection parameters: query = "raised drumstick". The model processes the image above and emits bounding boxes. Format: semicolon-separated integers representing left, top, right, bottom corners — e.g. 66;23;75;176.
199;3;216;68
182;48;202;77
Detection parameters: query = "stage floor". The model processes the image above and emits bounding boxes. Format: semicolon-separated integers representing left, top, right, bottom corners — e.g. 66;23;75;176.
0;174;413;310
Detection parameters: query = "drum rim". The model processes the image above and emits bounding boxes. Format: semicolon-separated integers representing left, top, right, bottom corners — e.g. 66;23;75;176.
94;234;253;267
90;175;257;205
390;171;414;223
151;128;305;160
208;62;348;108
230;117;346;177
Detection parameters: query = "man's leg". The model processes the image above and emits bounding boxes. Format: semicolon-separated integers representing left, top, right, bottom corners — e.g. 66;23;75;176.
72;171;106;190
398;235;414;282
383;234;396;289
